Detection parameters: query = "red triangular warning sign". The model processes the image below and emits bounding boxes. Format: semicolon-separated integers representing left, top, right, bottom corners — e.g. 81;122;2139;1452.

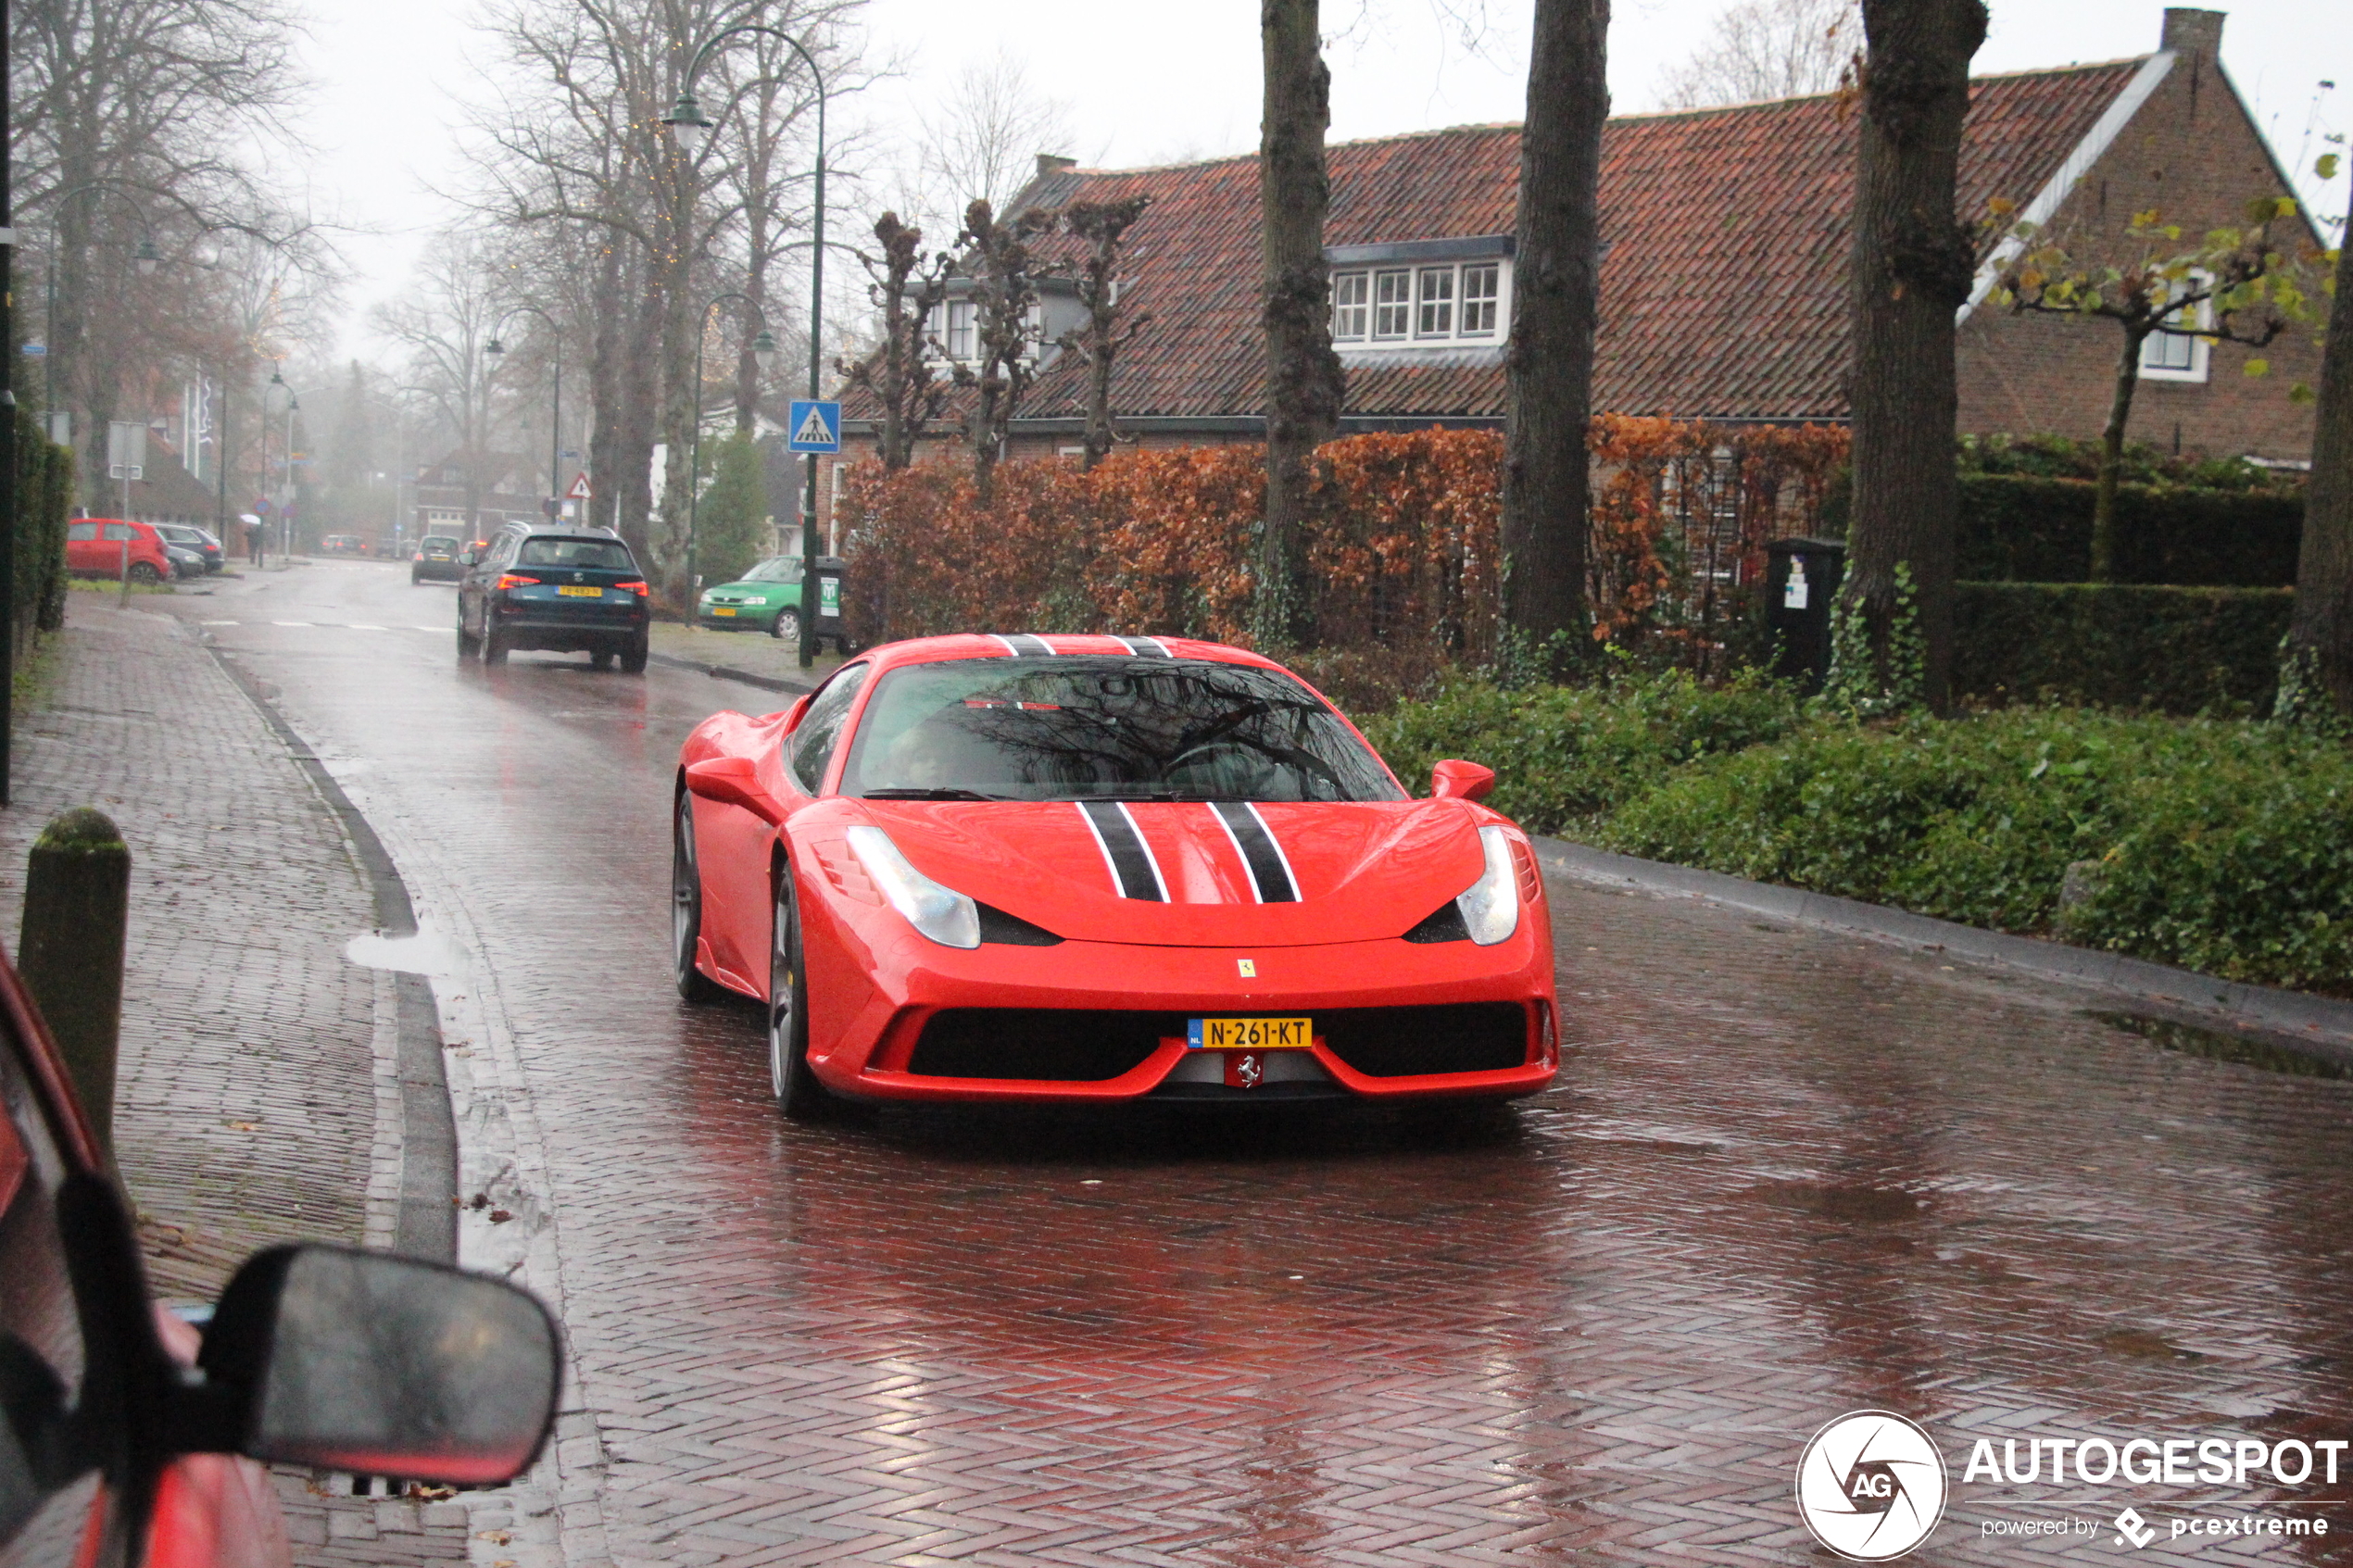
566;471;592;500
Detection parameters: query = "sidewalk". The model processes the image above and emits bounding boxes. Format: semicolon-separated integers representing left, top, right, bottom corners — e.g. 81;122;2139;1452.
0;601;467;1567
648;619;842;693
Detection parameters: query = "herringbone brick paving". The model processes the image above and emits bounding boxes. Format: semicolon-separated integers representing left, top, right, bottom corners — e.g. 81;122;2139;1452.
0;599;468;1568
189;564;2353;1564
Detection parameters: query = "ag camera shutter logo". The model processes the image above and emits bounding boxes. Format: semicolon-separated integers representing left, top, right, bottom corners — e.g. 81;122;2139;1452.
1795;1411;1948;1561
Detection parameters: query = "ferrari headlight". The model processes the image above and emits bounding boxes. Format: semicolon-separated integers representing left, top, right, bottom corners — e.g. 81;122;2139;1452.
847;825;981;948
1454;826;1520;946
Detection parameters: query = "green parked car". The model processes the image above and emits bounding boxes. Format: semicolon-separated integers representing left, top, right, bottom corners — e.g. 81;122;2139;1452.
697;556;803;638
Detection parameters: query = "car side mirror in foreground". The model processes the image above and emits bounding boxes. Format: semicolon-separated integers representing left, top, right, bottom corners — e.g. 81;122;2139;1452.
190;1246;559;1485
685;757;786;824
1430;759;1497;801
458;548;479;566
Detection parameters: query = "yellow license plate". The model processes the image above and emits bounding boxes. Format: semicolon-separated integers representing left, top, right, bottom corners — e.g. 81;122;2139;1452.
711;606;736;616
557;585;602;597
1189;1016;1313;1049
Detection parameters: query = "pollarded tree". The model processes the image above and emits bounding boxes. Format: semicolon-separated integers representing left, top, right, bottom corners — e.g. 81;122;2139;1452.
1656;0;1857;108
955;198;1054;502
1058;195;1153;470
1995;200;2322;583
839;213;951;470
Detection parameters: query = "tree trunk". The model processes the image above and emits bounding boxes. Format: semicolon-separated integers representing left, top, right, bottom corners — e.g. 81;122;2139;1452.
1840;0;1986;713
2281;199;2353;720
587;236;623;535
2088;330;2145;583
617;268;661;564
1256;0;1344;652
1501;0;1608;665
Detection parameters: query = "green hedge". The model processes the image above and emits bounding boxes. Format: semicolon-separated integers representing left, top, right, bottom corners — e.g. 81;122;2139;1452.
11;411;74;650
1597;709;2353;996
1957;473;2301;585
1954;583;2291;715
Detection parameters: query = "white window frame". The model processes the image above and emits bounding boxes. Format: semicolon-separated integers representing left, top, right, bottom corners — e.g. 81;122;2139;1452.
942;299;977;362
2139;270;2212;383
1415;266;1455;338
1331;270;1369;340
1459;262;1502;338
1371;270;1413;339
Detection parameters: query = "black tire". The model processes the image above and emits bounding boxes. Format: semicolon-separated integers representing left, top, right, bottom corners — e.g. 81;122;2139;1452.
769;864;829;1119
591;647;615;671
456;612;480;659
127;561;163;585
673;791;726;1004
411;570;423;584
620;631;648;674
481;623;509;665
769;608;800;642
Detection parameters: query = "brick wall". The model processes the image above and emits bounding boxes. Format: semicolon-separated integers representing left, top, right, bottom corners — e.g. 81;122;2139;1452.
1956;9;2324;461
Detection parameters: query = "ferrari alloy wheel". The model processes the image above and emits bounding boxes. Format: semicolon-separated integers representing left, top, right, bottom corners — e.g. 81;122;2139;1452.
672;792;724;1004
769;608;799;643
769;865;827;1119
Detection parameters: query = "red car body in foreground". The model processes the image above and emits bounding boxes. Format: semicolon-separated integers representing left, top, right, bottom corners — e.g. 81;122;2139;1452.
673;633;1558;1113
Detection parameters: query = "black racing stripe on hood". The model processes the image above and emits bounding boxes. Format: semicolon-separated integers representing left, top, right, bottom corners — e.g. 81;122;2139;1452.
1212;801;1299;904
1078;801;1166;901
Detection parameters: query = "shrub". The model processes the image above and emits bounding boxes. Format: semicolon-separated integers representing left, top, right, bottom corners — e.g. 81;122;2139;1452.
1601;709;2353;994
1953;583;2292;714
1362;665;1805;834
1955;473;2301;586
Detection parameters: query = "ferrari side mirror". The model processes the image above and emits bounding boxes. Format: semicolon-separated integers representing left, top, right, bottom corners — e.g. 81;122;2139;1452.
685;757;786;824
185;1246;558;1486
1430;759;1496;801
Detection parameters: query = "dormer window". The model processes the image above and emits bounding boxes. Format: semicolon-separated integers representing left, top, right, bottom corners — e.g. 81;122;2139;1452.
1327;239;1513;352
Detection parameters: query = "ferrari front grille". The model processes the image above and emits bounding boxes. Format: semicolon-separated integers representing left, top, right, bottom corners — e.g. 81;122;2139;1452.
1318;1003;1529;1076
907;1009;1173;1081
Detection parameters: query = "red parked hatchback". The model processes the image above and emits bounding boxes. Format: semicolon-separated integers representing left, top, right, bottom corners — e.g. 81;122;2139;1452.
64;519;176;584
0;945;562;1568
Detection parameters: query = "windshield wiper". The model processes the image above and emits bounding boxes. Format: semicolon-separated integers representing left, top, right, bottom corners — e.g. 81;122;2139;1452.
1068;790;1216;802
862;787;1010;801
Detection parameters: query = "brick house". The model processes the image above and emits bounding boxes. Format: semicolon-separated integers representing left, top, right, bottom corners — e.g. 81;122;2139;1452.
829;6;2322;543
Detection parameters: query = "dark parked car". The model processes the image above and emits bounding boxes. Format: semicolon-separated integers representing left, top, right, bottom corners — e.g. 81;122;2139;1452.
152;523;225;573
457;525;651;671
163;544;208;581
0;947;560;1568
411;534;464;583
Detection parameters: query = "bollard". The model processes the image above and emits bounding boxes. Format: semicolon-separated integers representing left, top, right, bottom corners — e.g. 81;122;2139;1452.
19;808;132;1152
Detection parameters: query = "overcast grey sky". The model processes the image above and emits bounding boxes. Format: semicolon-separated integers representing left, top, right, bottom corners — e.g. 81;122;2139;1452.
298;0;2347;358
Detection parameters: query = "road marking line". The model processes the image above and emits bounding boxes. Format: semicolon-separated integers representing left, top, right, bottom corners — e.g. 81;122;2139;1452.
413;626;446;633
349;623;385;631
200;619;239;625
271;621;314;627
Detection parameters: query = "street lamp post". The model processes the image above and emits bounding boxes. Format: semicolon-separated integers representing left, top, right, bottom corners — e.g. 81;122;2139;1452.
664;19;827;666
485;305;566;521
679;293;778;601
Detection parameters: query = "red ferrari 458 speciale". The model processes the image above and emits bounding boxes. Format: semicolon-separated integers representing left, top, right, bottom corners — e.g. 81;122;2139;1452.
672;633;1559;1115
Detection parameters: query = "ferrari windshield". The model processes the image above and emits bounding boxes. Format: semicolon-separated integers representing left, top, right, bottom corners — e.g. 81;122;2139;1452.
839;656;1403;803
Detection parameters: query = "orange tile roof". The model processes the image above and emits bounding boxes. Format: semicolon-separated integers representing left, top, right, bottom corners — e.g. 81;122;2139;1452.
845;59;2145;428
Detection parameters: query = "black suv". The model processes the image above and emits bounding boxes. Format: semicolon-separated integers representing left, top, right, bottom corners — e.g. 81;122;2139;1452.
457;526;651;671
411;534;465;583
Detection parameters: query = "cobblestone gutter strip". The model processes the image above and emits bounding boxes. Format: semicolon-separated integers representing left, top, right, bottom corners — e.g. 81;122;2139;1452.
1536;835;2353;1069
203;644;459;1263
643;649;812;696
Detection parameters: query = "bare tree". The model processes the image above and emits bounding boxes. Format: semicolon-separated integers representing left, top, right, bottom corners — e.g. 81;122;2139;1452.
1833;0;1986;716
1257;0;1344;652
1655;0;1860;109
1057;196;1152;470
2282;169;2353;724
372;234;514;533
1501;0;1609;670
900;51;1075;241
839;212;950;470
954;198;1052;500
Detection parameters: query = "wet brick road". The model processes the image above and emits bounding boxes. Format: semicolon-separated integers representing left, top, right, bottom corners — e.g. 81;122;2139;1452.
172;562;2353;1565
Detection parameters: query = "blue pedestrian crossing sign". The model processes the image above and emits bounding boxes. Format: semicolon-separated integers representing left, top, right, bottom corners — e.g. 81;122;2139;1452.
787;399;841;453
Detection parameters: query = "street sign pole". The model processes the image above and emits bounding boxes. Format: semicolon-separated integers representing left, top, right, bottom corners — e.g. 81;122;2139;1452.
786;400;842;669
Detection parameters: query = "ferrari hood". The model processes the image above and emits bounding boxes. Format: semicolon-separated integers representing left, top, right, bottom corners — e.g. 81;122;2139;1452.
851;798;1491;947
